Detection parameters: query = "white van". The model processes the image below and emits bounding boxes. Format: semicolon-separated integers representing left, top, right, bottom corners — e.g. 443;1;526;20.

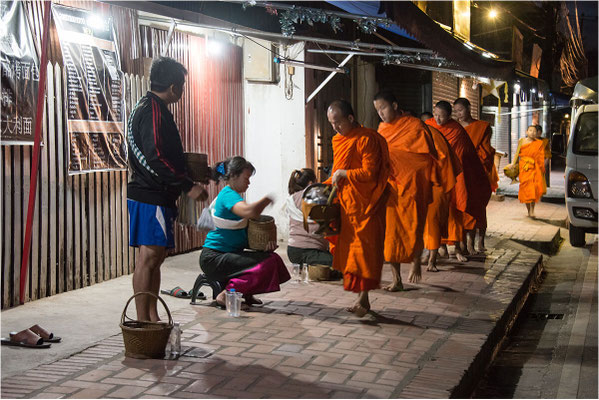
555;77;598;247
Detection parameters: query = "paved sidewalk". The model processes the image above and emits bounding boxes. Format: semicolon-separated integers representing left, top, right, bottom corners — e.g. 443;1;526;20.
0;199;566;399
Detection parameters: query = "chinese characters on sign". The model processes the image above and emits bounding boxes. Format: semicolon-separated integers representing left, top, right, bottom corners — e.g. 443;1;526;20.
1;0;40;145
52;4;126;174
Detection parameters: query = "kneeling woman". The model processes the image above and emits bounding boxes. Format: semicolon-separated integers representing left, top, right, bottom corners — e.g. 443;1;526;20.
200;156;290;309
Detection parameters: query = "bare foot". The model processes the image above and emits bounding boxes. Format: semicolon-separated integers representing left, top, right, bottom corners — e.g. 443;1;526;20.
346;304;369;317
383;282;404;292
438;246;448;258
456;253;468;262
408;264;421;283
427;264;439;272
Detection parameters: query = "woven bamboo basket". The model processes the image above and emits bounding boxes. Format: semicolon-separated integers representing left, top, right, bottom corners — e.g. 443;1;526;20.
120;292;173;359
248;215;276;251
308;264;333;281
184;152;209;183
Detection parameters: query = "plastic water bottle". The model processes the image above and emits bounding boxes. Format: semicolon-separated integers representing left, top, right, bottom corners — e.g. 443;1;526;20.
226;288;241;317
170;322;181;358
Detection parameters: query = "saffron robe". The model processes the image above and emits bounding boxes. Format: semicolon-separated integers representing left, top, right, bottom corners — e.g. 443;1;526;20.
325;126;390;292
518;138;550;204
426;118;491;244
463;120;498;230
378;115;437;263
422;126;462;250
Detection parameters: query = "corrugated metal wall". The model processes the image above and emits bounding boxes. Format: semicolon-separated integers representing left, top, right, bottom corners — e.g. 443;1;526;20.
1;1;243;308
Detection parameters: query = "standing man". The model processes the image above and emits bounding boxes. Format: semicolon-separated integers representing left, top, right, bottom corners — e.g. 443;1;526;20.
325;100;390;317
127;57;208;322
454;98;498;253
373;91;437;291
425;101;491;262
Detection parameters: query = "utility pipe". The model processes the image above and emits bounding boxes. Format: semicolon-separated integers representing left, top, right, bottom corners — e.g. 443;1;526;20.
306;53;353;105
161;19;177;57
137;14;434;54
274;57;347;74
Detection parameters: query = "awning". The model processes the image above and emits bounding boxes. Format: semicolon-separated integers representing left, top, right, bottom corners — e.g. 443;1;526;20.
324;1;416;41
378;1;516;81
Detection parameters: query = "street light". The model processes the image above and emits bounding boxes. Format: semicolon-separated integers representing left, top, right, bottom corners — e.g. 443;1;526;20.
488;9;498;19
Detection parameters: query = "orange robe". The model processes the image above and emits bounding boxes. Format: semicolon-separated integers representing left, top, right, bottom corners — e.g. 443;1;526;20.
325;126;390;292
426;118;491;244
518;138;549;204
422;126;461;250
463;120;498;230
378;115;437;263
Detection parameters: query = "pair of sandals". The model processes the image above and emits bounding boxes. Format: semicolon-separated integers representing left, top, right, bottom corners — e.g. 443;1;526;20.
160;286;206;300
1;325;61;348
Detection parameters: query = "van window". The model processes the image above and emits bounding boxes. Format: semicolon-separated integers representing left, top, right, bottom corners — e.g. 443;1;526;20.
573;112;598;155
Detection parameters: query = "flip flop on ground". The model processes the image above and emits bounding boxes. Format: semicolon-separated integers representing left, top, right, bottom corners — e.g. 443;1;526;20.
161;286;196;299
1;329;51;348
29;324;61;343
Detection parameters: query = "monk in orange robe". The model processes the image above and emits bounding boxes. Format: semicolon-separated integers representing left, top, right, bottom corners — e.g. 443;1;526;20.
373;90;437;291
324;100;390;317
454;97;499;253
516;125;551;217
422;125;462;271
426;101;491;262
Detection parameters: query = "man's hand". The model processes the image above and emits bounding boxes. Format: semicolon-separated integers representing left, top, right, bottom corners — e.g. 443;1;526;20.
265;240;278;252
187;184;209;201
331;169;347;186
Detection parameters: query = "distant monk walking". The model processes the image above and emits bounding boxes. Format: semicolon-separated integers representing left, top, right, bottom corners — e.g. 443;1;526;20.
373;90;437;290
454;97;498;253
425;101;491;262
422;124;461;271
325;100;390;317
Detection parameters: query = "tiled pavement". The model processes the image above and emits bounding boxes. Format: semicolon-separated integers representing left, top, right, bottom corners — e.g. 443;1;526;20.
1;198;567;399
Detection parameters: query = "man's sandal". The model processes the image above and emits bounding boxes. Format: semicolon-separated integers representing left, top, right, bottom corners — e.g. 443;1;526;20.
29;324;61;343
1;329;51;348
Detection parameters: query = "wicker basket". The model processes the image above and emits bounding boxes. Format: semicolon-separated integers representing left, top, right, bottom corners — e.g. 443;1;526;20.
120;292;173;359
248;215;276;251
184;152;209;183
308;264;332;281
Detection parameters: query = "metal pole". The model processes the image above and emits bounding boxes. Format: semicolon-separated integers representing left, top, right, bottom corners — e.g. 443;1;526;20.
161;19;177;57
137;15;434;54
306;54;354;105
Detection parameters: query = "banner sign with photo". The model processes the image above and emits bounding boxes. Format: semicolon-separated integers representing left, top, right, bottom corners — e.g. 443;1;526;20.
52;4;126;174
1;0;40;145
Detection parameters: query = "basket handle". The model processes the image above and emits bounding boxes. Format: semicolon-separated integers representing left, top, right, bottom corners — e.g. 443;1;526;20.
120;291;173;327
327;185;337;206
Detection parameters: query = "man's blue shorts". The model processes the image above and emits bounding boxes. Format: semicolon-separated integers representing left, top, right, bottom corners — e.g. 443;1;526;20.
128;199;177;248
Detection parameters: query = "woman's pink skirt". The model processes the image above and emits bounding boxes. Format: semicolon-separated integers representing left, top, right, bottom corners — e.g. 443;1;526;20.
225;253;290;295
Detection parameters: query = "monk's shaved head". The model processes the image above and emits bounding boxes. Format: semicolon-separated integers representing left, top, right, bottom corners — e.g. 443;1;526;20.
434;101;452;116
327;99;358;135
328;99;355;118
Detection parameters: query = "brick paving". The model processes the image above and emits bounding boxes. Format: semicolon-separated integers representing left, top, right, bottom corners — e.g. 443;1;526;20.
1;199;566;399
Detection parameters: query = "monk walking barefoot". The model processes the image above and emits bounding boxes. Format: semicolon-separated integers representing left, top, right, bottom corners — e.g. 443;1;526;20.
426;101;491;261
454;98;497;256
325;100;390;318
373;91;436;291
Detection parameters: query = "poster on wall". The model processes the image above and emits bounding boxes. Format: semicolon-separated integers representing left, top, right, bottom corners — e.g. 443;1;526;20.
0;0;40;146
52;4;126;174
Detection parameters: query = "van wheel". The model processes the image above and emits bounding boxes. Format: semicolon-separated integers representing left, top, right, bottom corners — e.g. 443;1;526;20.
569;224;586;247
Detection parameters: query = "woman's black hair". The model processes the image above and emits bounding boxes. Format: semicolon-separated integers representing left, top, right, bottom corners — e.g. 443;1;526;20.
211;156;255;181
288;168;317;194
